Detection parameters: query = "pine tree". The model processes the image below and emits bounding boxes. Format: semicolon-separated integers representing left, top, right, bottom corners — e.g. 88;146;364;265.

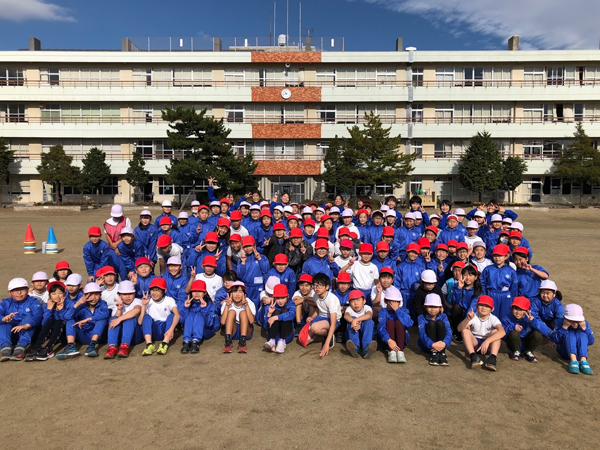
501;156;528;203
553;122;600;206
126;151;150;203
36;144;80;204
0;137;14;207
458;132;504;202
81;147;111;205
322;137;353;194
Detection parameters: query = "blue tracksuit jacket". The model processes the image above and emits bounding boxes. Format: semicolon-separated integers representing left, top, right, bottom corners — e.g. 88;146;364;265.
501;314;552;340
480;264;518;320
301;255;334;279
516;265;548;300
265;267;297;301
42;298;76;324
154;213;178;228
134;222;159;261
83;240;111;277
377;307;413;345
117;239;145;274
530;296;564;324
394;258;425;310
236;254;270;307
135;273;157;298
550;319;594;359
162;271;190;306
417;313;452;352
451;286;480;312
438;227;467;245
185;248;226;276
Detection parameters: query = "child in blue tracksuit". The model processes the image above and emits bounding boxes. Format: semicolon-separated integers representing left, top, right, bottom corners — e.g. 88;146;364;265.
530;280;564;329
0;278;44;361
260;284;296;353
377;286;413;364
450;264;481;340
550;304;594;375
265;254;297;301
135;210;159;262
438;214;467;245
177;212;196;260
83;226;111;282
480;244;518;321
186;232;226;276
417;293;452;366
302;241;334;278
236;237;270;309
161;256;189;307
103;280;144;359
394;244;425;312
501;296;552;363
180;280;221;354
344;290;377;359
139;278;180;356
117;227;146;279
512;248;549;301
133;257;157;298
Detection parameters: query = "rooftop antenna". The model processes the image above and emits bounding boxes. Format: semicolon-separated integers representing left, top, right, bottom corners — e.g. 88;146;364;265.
274;1;276;47
286;0;289;46
299;1;302;50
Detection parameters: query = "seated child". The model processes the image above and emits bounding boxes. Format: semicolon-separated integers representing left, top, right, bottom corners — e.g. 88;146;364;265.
530;280;564;330
191;256;223;302
30;271;49;304
450;264;481;341
180;280;220;354
480;244;517;320
221;281;255;353
65;274;84;303
333;272;351;343
292;274;315;335
457;295;506;371
417;293;452;366
103;280;143;359
344;290;377;359
371;267;394;321
257;276;280;328
550;304;594;375
261;284;295;353
377;286;413;364
412;269;447;319
214;270;237;311
139;278;179;356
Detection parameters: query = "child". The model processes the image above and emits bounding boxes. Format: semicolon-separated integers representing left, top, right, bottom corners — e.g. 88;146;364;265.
117;227;145;280
261;284;295;353
139;278;180;356
344;290;377;359
292;274;315;335
83;227;112;282
263;223;288;264
428;243;449;285
417;293;452;366
412;269;447;319
371;267;394;320
298;272;341;357
512;247;549;300
530;280;564;330
286;228;314;274
226;234;243;271
103;280;143;359
65;274;84;303
156;235;184;275
332;239;354;273
187;231;226;276
131;257;156;298
450;264;482;341
104;204;131;252
180;280;220;354
236;236;269;308
135;210;159;263
480;244;518;320
377;286;413;363
501;296;552;362
394;243;425;312
100;266;120;314
464;221;480;247
458;296;506;371
550;304;594;375
51;261;72;283
30;271;49;304
155;200;177;227
190;256;224;302
333;272;352;343
341;243;379;305
221;281;255;353
0;278;43;361
303;239;334;279
470;240;492;274
59;282;109;359
214;270;237;310
265;254;297;300
162;256;189;306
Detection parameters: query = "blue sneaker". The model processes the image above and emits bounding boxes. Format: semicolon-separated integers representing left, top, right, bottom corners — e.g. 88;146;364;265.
580;361;593;375
569;361;580;374
56;343;80;361
84;343;98;358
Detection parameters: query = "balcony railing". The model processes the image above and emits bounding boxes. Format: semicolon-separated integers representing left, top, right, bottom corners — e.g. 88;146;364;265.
13;151;324;161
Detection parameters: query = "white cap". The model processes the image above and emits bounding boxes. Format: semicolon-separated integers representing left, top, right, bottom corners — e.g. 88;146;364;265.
162;200;172;207
342;209;353;217
240;201;251;208
230;281;246;290
424;293;442;307
466;220;479;229
191;200;200;207
265;276;280;295
273;205;283;212
380;205;390;212
429;214;440;220
166;256;182;266
178;211;189;219
31;271;49;282
249;204;260;211
383;286;403;306
83;282;102;294
413;211;422;220
386;210;396;218
302;206;313;215
140;209;152;216
330;206;340;214
210;201;220;207
65;274;83;286
420;269;437;284
316;207;325;214
474;211;486;218
117;280;136;294
502;217;513;224
454;208;466;216
110;204;124;218
472;239;486;249
539;280;557;292
290;202;299;206
283;206;293;213
511;222;524;232
8;278;28;291
404;212;416;220
260;201;270;207
490;214;503;222
564;304;585;322
120;226;135;236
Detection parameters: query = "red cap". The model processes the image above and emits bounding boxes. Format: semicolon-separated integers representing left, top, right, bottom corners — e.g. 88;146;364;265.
382;226;395;237
273;223;286;231
199;204;209;211
376;241;390;252
452;261;466;269
135;257;152;268
418;237;431;249
95;267;106;278
320;214;332;223
191;280;207;292
338;227;350;237
287;214;299;222
304;219;316;227
357;209;369;216
315;239;329;249
337;272;351;283
340;239;353;249
261;210;272;218
456;242;468;251
406;243;421;254
241;236;255;247
359;243;373;254
513;246;529;255
230;210;242;221
298;274;313;284
436;243;449;252
290;228;303;238
425;226;439;235
217;218;230;228
349;232;358;239
348;289;365;301
447;239;458;248
229;234;242;242
150;278;167;290
316;228;329;239
202;255;217;267
512;296;531;310
273;284;289;298
204;232;218;243
273;254;288;265
509;231;522;239
101;266;116;276
220;198;231;206
159;217;172;226
156;234;172;248
477;295;494;308
380;267;394;277
88;226;102;237
55;260;70;271
492;244;510;256
46;280;66;292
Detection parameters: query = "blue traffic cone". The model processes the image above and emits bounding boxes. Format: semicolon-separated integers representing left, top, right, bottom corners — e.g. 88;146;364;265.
46;226;58;254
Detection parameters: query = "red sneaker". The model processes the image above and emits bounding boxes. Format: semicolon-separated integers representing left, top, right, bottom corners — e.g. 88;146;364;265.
237;345;247;353
103;345;118;360
223;343;233;353
117;343;130;358
298;323;311;348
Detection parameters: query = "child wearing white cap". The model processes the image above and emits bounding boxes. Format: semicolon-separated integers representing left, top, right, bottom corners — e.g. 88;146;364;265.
30;271;49;304
550;304;594;375
464;221;481;248
530;280;564;330
117;227;145;280
377;286;413;363
154;200;177;229
65;273;84;304
417;293;452;366
104;204;132;252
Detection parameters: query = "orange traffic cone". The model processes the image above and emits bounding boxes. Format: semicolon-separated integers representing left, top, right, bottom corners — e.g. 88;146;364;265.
24;224;36;254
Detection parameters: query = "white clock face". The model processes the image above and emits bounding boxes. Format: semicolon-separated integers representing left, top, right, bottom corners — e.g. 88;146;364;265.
281;88;292;99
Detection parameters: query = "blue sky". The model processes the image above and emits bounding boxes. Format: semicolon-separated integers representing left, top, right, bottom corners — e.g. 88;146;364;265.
0;0;598;51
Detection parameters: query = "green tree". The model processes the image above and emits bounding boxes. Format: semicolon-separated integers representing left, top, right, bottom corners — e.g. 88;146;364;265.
81;147;111;204
162;106;258;197
0;137;15;207
37;144;80;204
553;122;600;206
126;151;150;203
165;157;201;206
501;156;528;203
458;131;503;202
322;137;353;194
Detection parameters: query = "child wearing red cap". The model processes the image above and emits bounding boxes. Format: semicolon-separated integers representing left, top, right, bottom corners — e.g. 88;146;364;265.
442;261;466;307
480;244;518;320
394;243;425;312
100;266;120;315
265;254;296;301
83;228;112;282
332;272;352;343
512;247;549;301
254;210;273;254
371;267;394;320
340;243;379;306
157;216;183;247
236;237;270;309
226;234;243;271
131;257;156;299
303;239;334;279
344;290;377;358
501;296;552;363
139;278;180;356
186;232;225;276
221;282;255;353
458;295;506;371
50;261;73;283
261;284;296;353
332;239;354;274
285;228;314;275
263;222;287;265
156;234;184;275
180;280;221;354
550;304;594;375
292;274;315;335
428;243;449;286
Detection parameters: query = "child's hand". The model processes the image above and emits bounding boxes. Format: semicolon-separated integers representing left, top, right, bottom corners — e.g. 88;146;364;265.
579;321;587;331
241;296;248;307
515;324;523;332
351;319;360;331
562;319;571;329
130;273;138;284
200;298;207;307
11;324;29;333
253;249;261;260
376;282;382;294
319;342;330;357
195;241;205;252
189;267;197;279
478;340;490;355
96;275;105;286
184;295;192;308
387;339;400;352
349;256;356;266
432;341;446;352
141;291;151;306
389;301;399;311
164;329;174;342
267;316;277;326
424;250;431;262
225;294;232;307
215;248;223;259
116;299;123;311
74;318;90;328
466;308;475;320
109;317;121;329
525;311;534;322
208;176;215;186
328;254;335;263
127;271;135;280
268;303;275;315
306;316;313;324
88;276;95;282
240;252;247;264
2;312;18;323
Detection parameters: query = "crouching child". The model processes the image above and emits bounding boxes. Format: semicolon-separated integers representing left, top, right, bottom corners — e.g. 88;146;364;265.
344;290;377;359
262;284;295;354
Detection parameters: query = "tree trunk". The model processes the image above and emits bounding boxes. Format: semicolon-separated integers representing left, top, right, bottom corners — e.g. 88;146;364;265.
178;187;182;207
580;189;584;207
478;191;482;203
96;188;99;206
0;180;3;208
55;183;60;205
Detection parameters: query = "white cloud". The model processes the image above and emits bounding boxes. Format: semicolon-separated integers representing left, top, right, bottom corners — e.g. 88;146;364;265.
0;0;75;22
364;0;600;49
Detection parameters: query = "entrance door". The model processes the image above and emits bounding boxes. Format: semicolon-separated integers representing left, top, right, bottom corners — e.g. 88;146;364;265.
434;177;453;202
523;178;542;202
271;182;305;204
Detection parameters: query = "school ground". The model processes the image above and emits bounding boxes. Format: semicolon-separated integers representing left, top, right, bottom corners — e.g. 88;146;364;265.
1;206;599;449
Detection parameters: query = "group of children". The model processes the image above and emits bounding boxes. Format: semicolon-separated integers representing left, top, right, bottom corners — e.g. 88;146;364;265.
0;191;593;375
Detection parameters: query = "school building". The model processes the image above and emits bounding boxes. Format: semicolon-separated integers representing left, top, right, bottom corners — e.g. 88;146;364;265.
2;35;600;205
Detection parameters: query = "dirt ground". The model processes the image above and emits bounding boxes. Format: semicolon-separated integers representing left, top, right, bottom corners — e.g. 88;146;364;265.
0;206;598;449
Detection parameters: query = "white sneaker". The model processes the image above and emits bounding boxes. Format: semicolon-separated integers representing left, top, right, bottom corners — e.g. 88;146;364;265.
263;339;276;352
387;350;398;363
275;340;286;354
396;350;406;363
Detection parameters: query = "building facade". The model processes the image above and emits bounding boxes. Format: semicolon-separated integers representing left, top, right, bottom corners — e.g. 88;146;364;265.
2;36;600;205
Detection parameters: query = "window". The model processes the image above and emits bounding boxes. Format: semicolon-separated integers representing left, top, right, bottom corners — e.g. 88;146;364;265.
0;68;25;86
41;104;61;123
358;104;395;123
464;67;484;86
259;67;300;87
411;104;423;123
135;140;154;159
435;104;454;123
523;104;543;123
230;141;245;156
40;68;60;86
495;140;511;156
524;67;544;86
43;104;120;123
7;139;28;159
410;177;423;194
376;68;396;85
173;68;212;86
547;67;564;86
410;140;423;159
412;68;423;87
158;176;174;195
0;104;26;122
100;176;119;195
337;104;358;123
575;103;584;122
435;68;454;86
491;67;512;86
8;178;30;195
434;141;465;158
316;68;336;86
317;104;336;123
224;68;259;86
317;141;329;155
543;141;564;158
60;68;120;87
225;104;244;123
133;104;154;123
133;68;152;86
544;104;554;122
523;140;543;158
282;104;304;123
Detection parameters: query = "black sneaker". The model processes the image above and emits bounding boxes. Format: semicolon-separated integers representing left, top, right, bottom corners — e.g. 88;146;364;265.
190;341;200;354
180;341;191;354
25;351;37;362
485;354;498;371
335;331;344;344
10;346;25;361
0;346;11;362
294;323;302;337
452;334;463;343
429;351;440;366
470;353;483;368
438;351;449;366
34;348;54;361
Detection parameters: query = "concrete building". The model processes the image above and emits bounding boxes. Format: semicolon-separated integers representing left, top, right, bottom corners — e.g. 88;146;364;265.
2;35;600;205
